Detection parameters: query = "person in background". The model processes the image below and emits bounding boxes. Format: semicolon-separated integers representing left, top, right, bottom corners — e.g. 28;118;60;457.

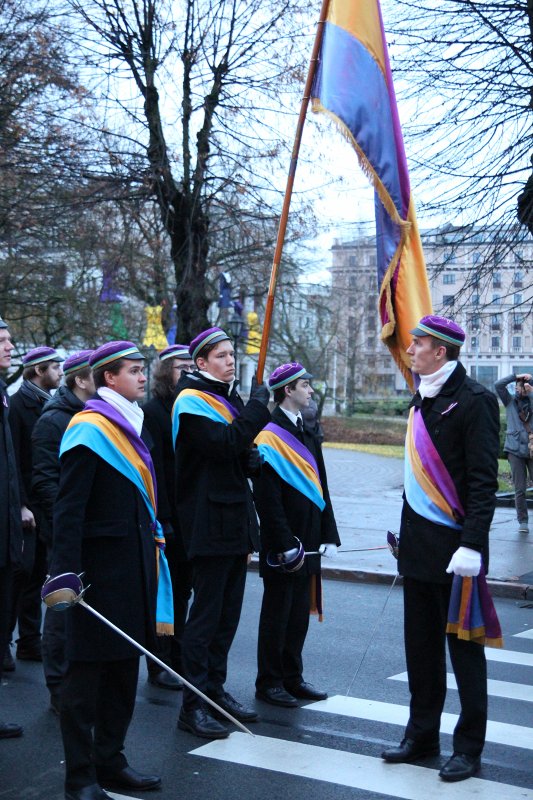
143;344;194;690
494;372;533;534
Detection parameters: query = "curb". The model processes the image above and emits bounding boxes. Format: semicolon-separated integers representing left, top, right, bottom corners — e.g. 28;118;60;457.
248;560;532;601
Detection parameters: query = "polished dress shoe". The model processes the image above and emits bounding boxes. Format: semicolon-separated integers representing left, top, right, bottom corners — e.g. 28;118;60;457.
148;669;183;690
255;687;298;708
2;646;15;672
208;691;258;722
439;752;480;782
178;705;229;739
284;681;328;701
0;722;23;739
65;784;112;800
382;737;440;763
96;765;161;791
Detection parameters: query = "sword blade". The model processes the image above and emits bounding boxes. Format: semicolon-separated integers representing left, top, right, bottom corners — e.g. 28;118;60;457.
77;599;254;736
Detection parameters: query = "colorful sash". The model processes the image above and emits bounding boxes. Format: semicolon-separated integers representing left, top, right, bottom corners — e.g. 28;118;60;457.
255;423;325;511
172;388;238;445
61;399;173;634
404;407;464;529
447;568;503;648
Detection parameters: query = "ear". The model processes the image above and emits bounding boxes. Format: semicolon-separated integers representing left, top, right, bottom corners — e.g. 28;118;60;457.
103;369;116;388
196;356;206;371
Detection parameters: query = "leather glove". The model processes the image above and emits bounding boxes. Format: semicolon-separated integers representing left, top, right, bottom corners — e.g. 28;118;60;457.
319;543;338;558
446;546;481;577
246;447;262;474
249;376;270;407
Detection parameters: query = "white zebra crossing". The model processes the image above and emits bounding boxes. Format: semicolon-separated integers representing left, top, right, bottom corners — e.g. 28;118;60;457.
388;671;533;703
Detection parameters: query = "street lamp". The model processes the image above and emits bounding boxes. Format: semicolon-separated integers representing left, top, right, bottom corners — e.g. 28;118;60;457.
228;310;244;383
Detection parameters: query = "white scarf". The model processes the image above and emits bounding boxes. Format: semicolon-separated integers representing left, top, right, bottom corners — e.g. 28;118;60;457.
97;387;144;436
198;369;235;394
418;361;457;399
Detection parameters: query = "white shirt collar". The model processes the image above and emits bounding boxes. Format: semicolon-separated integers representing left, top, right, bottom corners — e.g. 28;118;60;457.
279;406;303;427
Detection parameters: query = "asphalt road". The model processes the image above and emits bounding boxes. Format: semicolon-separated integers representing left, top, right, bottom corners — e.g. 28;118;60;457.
1;575;532;800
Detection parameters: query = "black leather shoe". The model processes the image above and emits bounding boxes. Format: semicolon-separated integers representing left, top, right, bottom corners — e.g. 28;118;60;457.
255;687;298;707
208;691;259;722
178;706;229;739
0;722;23;739
439;753;480;782
2;647;15;672
148;669;183;690
96;765;161;791
382;737;440;763
16;645;42;662
284;681;328;701
65;785;113;800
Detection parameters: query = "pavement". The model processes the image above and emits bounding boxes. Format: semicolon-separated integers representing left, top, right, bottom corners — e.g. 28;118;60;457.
250;445;533;600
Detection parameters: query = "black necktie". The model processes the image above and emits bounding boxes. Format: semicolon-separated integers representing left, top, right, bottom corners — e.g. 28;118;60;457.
296;417;303;433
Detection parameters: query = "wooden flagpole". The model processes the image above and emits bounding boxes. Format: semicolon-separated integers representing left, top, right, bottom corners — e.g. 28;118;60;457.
256;0;331;384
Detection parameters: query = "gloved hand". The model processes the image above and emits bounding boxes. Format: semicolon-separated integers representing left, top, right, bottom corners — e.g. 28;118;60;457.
281;547;300;563
249;376;270;407
319;543;338;558
245;447;262;475
446;546;481;577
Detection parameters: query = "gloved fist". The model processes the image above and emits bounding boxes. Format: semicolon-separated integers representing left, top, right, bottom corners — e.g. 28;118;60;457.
245;447;262;475
249;376;270;407
319;543;338;558
446;546;481;577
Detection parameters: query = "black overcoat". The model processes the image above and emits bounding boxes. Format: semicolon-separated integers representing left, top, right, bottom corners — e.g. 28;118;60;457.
398;362;500;584
51;426;157;661
8;380;48;507
0;378;22;569
174;371;270;558
253;406;340;578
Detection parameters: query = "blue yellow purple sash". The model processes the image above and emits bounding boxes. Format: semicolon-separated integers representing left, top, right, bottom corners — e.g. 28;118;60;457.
404;407;464;529
172;388;238;446
447;568;503;648
255;423;325;511
60;399;173;634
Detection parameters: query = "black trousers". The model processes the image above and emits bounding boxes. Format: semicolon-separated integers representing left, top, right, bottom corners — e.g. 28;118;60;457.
42;544;67;697
0;563;13;681
181;555;247;710
256;574;311;691
60;657;139;791
9;530;47;650
403;576;487;756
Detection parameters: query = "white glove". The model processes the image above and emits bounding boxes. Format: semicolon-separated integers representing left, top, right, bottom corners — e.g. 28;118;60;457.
319;543;338;558
281;547;300;562
446;546;481;577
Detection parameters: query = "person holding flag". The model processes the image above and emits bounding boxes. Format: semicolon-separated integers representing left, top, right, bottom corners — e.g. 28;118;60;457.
382;316;500;782
253;362;340;708
48;341;171;800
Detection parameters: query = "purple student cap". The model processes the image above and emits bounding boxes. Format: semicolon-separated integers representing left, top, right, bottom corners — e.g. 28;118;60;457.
268;362;313;390
63;350;94;376
410;315;465;347
159;344;190;361
23;346;64;367
89;341;145;370
189;327;230;361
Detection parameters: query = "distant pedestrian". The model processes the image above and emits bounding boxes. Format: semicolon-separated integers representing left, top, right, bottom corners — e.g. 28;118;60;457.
494;373;533;534
382;315;499;782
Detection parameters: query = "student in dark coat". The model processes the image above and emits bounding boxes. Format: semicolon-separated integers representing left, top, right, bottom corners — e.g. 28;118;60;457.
7;345;63;664
172;326;270;739
253;362;340;707
49;341;170;800
142;343;194;690
382;316;500;783
31;350;95;714
0;316;24;740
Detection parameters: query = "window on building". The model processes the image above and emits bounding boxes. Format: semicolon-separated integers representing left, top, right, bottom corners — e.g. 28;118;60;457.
472;294;480;306
470;315;480;329
472;251;481;265
491;336;500;352
472;365;498;390
512;337;522;352
442;295;454;306
443;273;455;284
471;336;478;350
514;271;523;288
491;314;501;330
349;256;356;268
514;293;523;305
513;313;523;331
367;315;376;331
349;275;357;291
492;294;501;305
493;272;502;288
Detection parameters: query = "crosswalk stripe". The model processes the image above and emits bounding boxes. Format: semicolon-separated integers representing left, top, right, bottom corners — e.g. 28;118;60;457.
191;732;533;799
304;696;533;750
389;671;533;703
514;629;533;640
485;649;533;667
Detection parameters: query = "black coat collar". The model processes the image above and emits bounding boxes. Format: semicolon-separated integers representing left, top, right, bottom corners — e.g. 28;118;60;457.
410;362;466;410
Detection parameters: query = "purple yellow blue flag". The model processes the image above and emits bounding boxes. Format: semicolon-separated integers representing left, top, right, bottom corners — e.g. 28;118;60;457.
311;0;433;389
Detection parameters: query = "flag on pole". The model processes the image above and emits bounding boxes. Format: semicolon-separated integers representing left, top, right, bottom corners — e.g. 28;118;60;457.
311;0;433;389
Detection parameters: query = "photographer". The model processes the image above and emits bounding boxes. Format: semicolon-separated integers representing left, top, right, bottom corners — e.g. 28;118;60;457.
494;373;533;534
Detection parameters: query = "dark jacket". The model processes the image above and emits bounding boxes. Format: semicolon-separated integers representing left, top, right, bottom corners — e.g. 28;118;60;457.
174;371;270;559
9;380;49;507
399;362;500;584
0;378;23;569
253;405;340;578
31;385;85;545
51;423;157;661
494;374;532;459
